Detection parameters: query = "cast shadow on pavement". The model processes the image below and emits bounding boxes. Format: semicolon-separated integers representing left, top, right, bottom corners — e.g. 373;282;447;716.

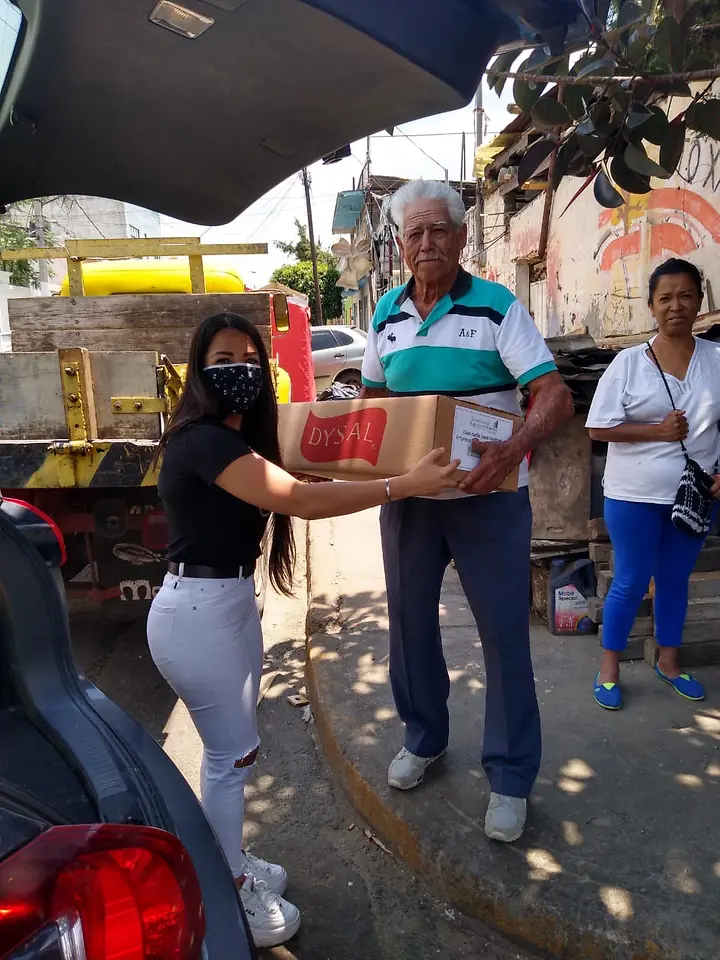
307;568;720;959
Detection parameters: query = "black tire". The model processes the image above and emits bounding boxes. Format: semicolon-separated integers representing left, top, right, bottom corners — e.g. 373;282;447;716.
335;370;362;390
61;533;91;583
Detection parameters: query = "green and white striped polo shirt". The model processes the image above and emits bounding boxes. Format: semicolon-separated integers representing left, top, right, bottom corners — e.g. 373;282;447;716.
361;267;557;488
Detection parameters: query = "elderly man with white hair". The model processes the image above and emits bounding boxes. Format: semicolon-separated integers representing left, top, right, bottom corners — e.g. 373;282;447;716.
360;179;573;842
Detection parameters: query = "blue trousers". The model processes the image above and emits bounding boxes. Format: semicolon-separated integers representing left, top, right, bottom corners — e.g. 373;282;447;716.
379;489;540;799
603;497;709;651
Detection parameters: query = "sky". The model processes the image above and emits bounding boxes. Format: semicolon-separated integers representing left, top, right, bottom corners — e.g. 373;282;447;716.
161;78;514;288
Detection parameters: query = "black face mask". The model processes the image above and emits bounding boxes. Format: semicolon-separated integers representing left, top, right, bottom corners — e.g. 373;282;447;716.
204;362;264;414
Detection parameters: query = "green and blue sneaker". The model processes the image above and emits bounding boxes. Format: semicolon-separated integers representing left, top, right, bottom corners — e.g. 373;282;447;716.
593;674;622;710
655;665;705;701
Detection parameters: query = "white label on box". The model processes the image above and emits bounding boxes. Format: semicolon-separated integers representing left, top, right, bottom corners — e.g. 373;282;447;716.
451;407;513;471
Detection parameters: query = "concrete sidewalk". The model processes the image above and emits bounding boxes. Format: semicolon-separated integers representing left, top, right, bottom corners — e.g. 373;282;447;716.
305;510;720;960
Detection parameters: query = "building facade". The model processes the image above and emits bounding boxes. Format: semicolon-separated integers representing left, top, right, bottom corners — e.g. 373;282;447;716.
472;85;720;340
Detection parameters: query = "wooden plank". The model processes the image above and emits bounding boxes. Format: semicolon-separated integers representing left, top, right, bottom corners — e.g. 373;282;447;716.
588;517;608;541
531;561;550;620
695;545;720;573
63;240;268;259
188;254;206;294
0;246;68;260
600;634;646;661
11;329;196;360
684;596;720;623
688;571;720;598
66;259;85;296
588;595;652;625
679;640;720;668
588;596;603;622
599;619;653;642
646;638;720;668
0;352;166;441
59;347;98;441
682;621;720;644
597;570;613;598
8;293;273;332
0;354;66;439
486;131;530;176
589;541;612;564
10;325;271;362
91;352;161;440
529;415;591;541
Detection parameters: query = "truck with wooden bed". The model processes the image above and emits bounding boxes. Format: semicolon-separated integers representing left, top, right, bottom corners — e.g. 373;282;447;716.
0;236;314;610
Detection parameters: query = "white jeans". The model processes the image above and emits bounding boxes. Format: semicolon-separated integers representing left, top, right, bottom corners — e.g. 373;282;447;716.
147;570;262;877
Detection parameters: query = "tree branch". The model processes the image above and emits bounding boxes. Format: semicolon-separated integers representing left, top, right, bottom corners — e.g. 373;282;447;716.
485;67;720;85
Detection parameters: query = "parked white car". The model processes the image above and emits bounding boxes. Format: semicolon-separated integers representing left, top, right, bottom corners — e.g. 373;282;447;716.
311;325;366;390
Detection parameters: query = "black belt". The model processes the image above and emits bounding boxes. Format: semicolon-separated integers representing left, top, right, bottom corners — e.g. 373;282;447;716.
168;561;255;579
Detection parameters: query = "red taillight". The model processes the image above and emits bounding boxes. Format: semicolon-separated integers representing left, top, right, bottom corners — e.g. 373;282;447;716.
1;498;67;567
0;825;205;960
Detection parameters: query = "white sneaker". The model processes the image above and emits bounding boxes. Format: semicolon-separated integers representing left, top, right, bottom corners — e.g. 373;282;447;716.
243;850;288;896
387;746;444;790
239;876;301;948
484;792;527;843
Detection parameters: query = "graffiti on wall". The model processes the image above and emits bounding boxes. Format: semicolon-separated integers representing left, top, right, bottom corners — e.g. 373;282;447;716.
591;140;720;331
597;187;720;274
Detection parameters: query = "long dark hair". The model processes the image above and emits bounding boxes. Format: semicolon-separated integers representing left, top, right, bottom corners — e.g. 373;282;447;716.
157;312;295;595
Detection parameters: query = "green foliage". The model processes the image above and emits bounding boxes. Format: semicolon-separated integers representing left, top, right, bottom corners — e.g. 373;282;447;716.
270;261;343;321
487;0;720;208
274;218;337;268
0;201;56;287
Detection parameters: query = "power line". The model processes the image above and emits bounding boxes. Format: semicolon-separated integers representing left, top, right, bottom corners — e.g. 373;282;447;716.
70;198;108;239
246;177;298;241
393;125;449;183
372;130;475;138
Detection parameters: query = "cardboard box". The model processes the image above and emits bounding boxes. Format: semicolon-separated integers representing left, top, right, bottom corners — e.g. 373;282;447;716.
278;395;522;491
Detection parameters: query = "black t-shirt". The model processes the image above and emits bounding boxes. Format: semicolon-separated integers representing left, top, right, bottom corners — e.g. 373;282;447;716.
158;417;268;567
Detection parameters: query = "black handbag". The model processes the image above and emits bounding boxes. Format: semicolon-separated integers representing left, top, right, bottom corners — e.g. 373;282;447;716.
647;341;715;537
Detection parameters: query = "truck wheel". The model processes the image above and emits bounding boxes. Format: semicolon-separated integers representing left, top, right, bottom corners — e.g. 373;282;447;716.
61;533;90;583
335;370;362;390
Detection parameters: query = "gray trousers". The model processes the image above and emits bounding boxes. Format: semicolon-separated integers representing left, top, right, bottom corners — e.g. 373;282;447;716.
380;488;541;799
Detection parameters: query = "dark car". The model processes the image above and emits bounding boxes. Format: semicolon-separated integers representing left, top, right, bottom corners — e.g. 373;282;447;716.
0;497;257;959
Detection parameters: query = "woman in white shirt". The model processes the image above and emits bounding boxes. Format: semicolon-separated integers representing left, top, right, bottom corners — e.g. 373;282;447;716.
586;258;720;710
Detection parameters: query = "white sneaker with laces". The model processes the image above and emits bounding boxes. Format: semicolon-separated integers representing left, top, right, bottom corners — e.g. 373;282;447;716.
387;746;444;790
239;876;301;948
484;792;527;842
243;850;288;896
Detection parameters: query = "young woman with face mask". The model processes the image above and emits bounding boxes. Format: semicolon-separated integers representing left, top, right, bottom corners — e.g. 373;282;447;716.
146;312;459;948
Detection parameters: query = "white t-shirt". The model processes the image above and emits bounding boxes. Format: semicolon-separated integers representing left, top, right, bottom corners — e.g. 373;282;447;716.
585;337;720;504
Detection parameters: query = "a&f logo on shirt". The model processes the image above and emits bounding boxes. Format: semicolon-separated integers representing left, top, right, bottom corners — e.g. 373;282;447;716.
458;328;476;338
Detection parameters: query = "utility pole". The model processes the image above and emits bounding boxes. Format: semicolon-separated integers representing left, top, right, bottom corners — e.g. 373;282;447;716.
473;83;485;273
301;167;323;326
32;199;50;296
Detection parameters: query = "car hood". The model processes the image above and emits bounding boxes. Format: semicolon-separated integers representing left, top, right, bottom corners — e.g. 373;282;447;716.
0;0;578;225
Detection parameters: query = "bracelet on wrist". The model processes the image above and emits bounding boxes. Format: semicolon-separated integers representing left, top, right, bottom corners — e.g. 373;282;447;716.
385;478;392;502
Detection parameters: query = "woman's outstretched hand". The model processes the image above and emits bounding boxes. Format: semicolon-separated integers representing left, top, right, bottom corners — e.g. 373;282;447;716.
393;448;461;499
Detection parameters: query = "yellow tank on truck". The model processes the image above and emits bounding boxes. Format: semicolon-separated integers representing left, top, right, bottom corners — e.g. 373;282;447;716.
59;258;246;295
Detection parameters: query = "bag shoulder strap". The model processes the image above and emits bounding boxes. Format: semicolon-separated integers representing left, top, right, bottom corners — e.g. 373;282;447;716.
646;341;688;455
